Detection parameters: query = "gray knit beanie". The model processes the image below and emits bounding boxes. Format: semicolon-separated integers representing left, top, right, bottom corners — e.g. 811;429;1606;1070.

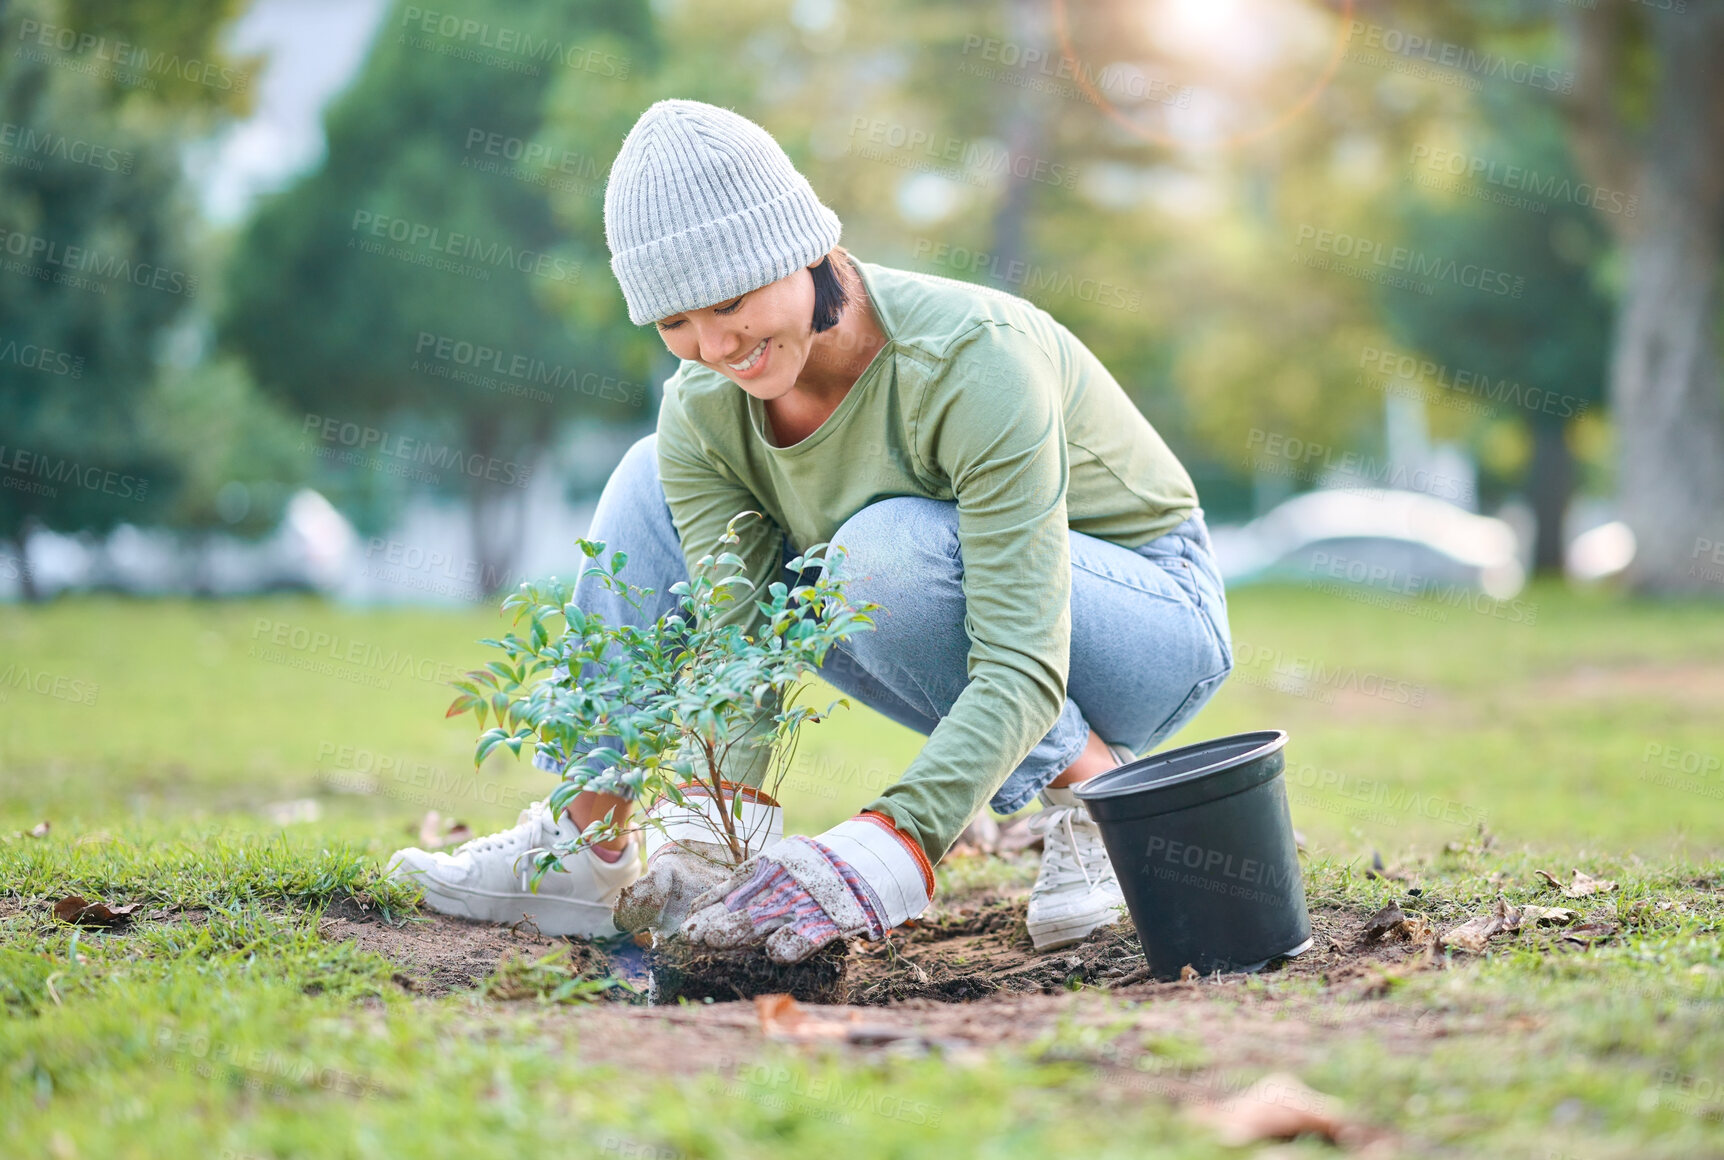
603;99;843;325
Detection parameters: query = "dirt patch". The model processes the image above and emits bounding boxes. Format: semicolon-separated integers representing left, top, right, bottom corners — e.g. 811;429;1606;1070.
649;934;848;1004
844;895;1427;1005
317;896;596;998
316;881;1437;1010
1530;660;1724;710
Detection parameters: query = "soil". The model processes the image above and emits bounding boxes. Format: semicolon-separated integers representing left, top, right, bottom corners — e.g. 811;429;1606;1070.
648;934;849;1004
317;896;583;997
321;879;1439;1008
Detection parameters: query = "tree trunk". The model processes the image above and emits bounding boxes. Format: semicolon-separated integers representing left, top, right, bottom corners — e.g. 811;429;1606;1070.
1526;420;1575;576
987;0;1049;283
464;422;532;601
1563;2;1724;595
14;518;41;602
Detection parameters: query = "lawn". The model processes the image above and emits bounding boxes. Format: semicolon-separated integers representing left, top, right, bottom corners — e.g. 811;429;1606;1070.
2;581;1721;1158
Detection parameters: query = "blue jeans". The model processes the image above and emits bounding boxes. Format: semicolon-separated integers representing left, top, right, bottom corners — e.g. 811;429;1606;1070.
542;434;1234;817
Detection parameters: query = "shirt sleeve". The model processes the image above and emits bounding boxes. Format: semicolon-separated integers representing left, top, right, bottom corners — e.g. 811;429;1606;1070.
655;380;786;788
865;323;1072;858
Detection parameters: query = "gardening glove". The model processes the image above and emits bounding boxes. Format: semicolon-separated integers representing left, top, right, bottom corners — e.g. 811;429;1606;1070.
681;811;935;964
612;781;783;938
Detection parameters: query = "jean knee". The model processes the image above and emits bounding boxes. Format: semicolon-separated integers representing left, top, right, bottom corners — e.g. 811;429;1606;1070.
615;432;659;491
831;496;954;573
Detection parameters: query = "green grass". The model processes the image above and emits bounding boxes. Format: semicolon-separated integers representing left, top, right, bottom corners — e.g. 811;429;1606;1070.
2;582;1722;1157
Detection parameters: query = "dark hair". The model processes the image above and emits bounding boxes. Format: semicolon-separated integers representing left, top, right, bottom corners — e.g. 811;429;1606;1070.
809;247;852;333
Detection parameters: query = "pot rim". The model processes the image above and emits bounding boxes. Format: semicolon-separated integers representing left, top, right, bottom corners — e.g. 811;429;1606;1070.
1072;728;1290;802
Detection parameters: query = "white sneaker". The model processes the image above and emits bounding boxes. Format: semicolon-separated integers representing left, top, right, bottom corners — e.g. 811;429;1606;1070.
386;799;641;938
1024;744;1134;951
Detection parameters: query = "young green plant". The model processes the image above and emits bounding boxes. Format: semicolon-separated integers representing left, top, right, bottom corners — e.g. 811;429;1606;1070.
445;511;878;885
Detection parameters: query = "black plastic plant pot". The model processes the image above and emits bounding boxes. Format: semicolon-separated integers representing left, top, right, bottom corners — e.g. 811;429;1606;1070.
1072;729;1312;981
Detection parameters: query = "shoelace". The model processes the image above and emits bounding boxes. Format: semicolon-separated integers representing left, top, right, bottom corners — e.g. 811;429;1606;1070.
453;800;551;856
1029;807;1111;891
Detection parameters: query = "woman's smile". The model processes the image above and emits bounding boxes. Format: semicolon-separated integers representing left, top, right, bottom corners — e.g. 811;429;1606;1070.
725;337;772;378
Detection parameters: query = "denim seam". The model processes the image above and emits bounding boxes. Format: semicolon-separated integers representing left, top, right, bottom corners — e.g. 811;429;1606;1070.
1070;556;1198;604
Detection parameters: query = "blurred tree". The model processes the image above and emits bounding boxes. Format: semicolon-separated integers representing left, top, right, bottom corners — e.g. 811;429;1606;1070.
1560;0;1724;595
222;0;658;594
1377;86;1613;574
0;0;250;598
142;355;308;592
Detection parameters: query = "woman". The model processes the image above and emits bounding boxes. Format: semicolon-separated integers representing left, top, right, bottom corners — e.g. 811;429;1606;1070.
388;99;1234;961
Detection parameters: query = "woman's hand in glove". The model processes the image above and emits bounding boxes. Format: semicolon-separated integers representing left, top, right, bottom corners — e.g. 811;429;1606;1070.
610;781;783;938
682;812;935;964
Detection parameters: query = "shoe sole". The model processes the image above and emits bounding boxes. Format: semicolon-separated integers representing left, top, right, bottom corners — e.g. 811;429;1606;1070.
413;881;624;939
1027;907;1124;952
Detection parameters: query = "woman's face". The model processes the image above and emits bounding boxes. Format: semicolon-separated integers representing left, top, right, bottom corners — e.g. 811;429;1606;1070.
652;262;818;400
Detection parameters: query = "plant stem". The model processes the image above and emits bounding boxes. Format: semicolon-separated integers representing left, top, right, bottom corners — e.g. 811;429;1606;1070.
700;733;745;863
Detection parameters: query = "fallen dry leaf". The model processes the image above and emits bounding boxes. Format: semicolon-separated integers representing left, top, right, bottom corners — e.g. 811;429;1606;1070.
1360;902;1406;941
1186;1071;1355;1147
1440;896;1517;954
52;895;139;927
1565;870;1617;897
1518;905;1578;926
1536;868;1618;898
754;993;854;1040
1561;921;1620;946
752;993;940;1048
27;821;50;838
1360;902;1434;947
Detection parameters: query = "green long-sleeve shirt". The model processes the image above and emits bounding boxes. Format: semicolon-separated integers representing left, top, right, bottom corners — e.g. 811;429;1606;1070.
655;259;1197;859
